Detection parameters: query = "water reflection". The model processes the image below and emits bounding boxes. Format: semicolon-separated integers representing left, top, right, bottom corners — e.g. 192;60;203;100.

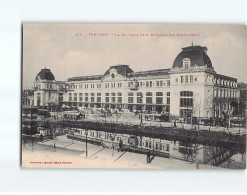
66;128;246;169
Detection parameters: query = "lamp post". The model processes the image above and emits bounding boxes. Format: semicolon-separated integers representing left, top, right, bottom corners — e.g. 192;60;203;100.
53;125;56;151
111;133;115;157
30;107;33;151
85;128;88;158
140;94;143;126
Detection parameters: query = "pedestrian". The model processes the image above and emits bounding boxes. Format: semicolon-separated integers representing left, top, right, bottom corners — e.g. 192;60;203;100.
196;161;199;169
146;151;151;163
118;140;123;152
40;133;44;142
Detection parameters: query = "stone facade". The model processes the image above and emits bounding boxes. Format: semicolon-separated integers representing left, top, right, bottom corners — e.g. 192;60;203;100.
31;45;239;118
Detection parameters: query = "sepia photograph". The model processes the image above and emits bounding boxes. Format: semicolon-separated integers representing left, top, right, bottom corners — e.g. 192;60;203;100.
21;23;246;169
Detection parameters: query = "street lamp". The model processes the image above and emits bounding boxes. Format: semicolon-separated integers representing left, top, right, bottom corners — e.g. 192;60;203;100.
53;125;56;151
111;133;115;157
85;128;88;158
140;94;143;127
30;107;33;151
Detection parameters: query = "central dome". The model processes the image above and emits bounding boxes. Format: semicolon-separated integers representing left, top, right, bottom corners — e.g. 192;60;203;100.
172;45;213;69
35;68;55;81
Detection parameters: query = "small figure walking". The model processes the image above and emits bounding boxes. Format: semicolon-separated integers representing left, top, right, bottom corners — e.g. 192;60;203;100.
118;140;123;152
146;151;151;163
196;161;199;169
53;143;56;151
40;133;44;142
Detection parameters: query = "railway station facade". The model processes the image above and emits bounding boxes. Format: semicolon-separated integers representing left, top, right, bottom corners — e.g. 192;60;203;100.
32;45;239;119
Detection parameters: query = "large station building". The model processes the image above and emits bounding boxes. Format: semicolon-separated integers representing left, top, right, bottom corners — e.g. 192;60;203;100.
31;45;239;118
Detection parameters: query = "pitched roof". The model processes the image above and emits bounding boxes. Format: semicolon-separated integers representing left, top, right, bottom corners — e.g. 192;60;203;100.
67;75;104;82
128;68;170;78
104;64;134;77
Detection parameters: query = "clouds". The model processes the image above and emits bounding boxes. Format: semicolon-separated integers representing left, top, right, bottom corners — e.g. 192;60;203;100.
22;24;246;88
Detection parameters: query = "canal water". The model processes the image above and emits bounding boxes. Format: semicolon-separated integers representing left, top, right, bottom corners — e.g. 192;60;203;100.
65;128;246;169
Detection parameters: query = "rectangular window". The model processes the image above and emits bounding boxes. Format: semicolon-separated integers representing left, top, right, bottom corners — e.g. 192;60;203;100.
150;81;152;87
185;62;189;69
59;93;63;102
91;93;95;96
167;97;170;105
167;80;170;86
118;97;122;103
91;97;94;102
156;81;159;86
167;92;170;96
160;80;163;86
180;98;193;107
190;75;193;83
69;93;72;101
181;76;184;83
185;76;188;83
146;97;152;104
128;97;134;103
97;93;101;96
97;97;101;103
105;97;109;103
146;92;152;96
128;92;134;96
137;97;142;103
85;93;88;102
111;97;116;103
156;97;163;104
79;93;83;101
73;93;77;101
146;81;149;87
156;92;163;96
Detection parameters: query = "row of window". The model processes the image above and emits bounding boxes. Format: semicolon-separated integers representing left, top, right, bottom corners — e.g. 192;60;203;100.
128;80;170;88
128;97;170;104
70;82;123;89
214;88;238;98
215;78;237;87
128;92;170;97
68;92;171;104
105;82;122;88
180;75;194;84
68;79;173;90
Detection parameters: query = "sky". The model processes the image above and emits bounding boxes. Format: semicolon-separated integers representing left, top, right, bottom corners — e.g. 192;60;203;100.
22;24;246;89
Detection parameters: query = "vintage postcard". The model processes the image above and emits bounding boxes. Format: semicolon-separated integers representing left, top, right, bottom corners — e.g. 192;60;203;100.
21;24;246;169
